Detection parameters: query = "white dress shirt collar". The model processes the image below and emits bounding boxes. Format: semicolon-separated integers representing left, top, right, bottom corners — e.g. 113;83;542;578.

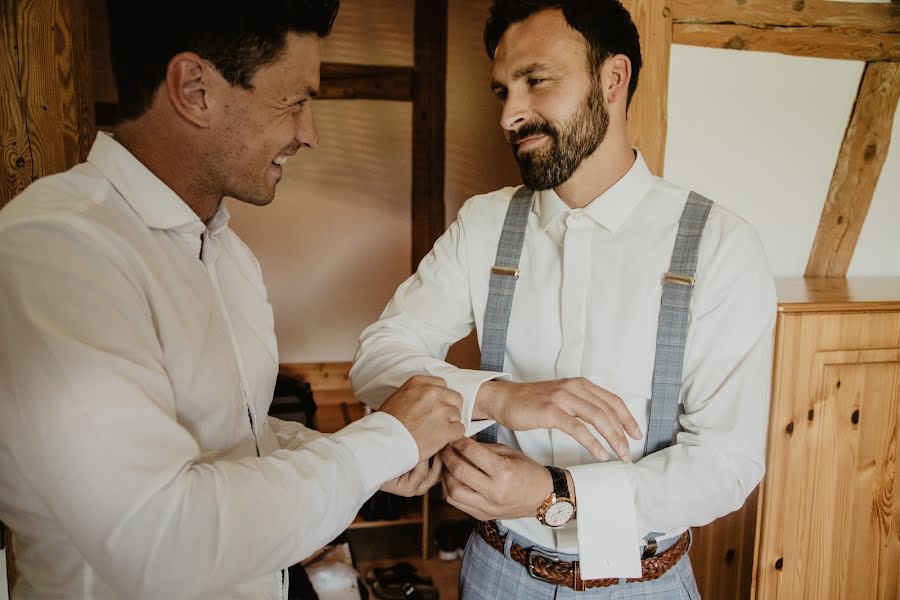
535;150;655;232
87;132;230;236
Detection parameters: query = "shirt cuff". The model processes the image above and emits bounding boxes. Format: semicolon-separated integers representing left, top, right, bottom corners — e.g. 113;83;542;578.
330;411;419;493
568;462;642;579
425;366;509;437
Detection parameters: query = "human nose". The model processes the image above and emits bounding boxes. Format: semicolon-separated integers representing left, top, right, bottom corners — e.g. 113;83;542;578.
500;89;530;132
294;105;319;149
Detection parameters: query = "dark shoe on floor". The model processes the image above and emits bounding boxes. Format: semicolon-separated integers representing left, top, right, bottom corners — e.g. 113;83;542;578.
366;562;437;600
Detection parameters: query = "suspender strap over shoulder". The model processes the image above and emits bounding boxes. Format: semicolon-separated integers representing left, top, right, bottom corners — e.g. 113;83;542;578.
477;187;534;443
643;191;713;455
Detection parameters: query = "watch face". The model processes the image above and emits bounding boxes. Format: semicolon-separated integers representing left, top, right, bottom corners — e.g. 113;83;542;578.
544;499;575;527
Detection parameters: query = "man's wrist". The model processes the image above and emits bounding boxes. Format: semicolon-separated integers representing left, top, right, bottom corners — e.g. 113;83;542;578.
473;379;506;420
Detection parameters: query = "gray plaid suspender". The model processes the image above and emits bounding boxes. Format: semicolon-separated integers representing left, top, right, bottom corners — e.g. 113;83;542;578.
644;191;713;454
476;188;713;454
476;187;534;443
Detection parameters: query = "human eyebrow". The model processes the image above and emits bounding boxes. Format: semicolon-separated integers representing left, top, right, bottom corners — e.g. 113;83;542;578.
283;86;319;105
512;63;555;80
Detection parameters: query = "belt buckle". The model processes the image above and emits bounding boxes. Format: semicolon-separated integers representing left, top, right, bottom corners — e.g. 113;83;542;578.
526;548;559;584
641;539;659;560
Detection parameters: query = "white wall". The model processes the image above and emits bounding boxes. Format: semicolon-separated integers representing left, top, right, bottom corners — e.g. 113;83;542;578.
229;1;900;362
666;45;898;279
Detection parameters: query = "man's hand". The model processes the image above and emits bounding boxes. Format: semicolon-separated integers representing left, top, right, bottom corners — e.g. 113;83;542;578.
440;438;556;521
381;454;443;497
475;378;641;462
379;375;466;462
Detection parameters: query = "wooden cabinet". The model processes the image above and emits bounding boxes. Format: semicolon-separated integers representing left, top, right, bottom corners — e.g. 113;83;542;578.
752;278;900;599
691;278;900;599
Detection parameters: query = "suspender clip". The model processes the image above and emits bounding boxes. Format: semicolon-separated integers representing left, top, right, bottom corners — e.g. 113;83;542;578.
662;272;694;287
491;266;520;278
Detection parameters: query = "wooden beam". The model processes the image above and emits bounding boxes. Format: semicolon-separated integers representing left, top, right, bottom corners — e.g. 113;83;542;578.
411;0;448;270
94;63;414;127
672;0;898;33
806;62;900;278
623;0;673;177
1;0;95;209
673;24;899;62
318;63;413;101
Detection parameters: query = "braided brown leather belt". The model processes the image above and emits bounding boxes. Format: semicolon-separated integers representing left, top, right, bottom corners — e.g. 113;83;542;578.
476;520;690;591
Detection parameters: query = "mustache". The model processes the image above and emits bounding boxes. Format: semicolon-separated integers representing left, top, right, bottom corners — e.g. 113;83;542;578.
278;144;302;157
508;121;557;147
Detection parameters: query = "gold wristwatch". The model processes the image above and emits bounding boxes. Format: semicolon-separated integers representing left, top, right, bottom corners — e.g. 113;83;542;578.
536;465;576;527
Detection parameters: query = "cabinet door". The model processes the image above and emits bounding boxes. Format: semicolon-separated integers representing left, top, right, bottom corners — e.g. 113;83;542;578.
756;309;900;599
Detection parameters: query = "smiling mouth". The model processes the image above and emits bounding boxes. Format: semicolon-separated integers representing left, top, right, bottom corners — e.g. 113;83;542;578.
515;135;547;152
272;155;289;166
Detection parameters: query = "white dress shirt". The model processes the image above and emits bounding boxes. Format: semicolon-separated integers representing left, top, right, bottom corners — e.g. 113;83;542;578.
351;152;776;578
0;133;419;600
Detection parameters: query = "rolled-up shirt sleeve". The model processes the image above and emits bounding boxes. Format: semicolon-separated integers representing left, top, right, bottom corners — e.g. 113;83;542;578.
569;223;776;578
0;222;419;600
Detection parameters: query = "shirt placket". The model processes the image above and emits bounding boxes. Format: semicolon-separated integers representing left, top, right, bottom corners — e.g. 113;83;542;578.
201;230;263;457
552;212;592;469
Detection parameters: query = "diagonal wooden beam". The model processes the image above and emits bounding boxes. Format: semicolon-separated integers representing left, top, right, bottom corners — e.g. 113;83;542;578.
623;0;673;177
805;62;900;278
672;0;898;33
673;24;899;62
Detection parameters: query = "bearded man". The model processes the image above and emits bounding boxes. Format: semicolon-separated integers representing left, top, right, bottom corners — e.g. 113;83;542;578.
350;1;776;598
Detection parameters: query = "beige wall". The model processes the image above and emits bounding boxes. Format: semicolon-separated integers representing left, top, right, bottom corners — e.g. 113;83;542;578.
226;0;899;363
228;0;520;363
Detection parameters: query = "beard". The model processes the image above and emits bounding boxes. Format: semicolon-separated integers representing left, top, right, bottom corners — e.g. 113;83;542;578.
509;82;609;191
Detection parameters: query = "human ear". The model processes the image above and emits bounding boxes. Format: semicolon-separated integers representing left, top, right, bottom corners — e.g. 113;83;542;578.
166;52;212;128
603;54;632;107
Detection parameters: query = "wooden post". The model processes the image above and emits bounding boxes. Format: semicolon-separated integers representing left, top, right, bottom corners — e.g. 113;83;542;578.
411;0;448;271
1;0;95;209
805;62;900;278
622;0;673;177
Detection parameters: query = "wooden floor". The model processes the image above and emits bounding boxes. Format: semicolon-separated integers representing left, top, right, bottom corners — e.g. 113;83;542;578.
357;557;461;600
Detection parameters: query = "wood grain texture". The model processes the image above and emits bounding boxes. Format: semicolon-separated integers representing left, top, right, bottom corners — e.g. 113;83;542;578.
689;489;759;600
1;0;94;209
279;361;353;393
756;299;900;599
805;62;900;278
319;63;413;101
411;0;448;271
673;23;899;61
622;0;672;177
776;277;900;313
1;3;94;590
672;0;899;33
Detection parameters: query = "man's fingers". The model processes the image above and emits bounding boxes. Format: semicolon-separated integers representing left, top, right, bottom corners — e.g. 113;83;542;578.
556;416;610;462
449;437;507;474
442;470;493;518
442;443;492;492
563;398;630;462
416;455;444;495
580;379;642;440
